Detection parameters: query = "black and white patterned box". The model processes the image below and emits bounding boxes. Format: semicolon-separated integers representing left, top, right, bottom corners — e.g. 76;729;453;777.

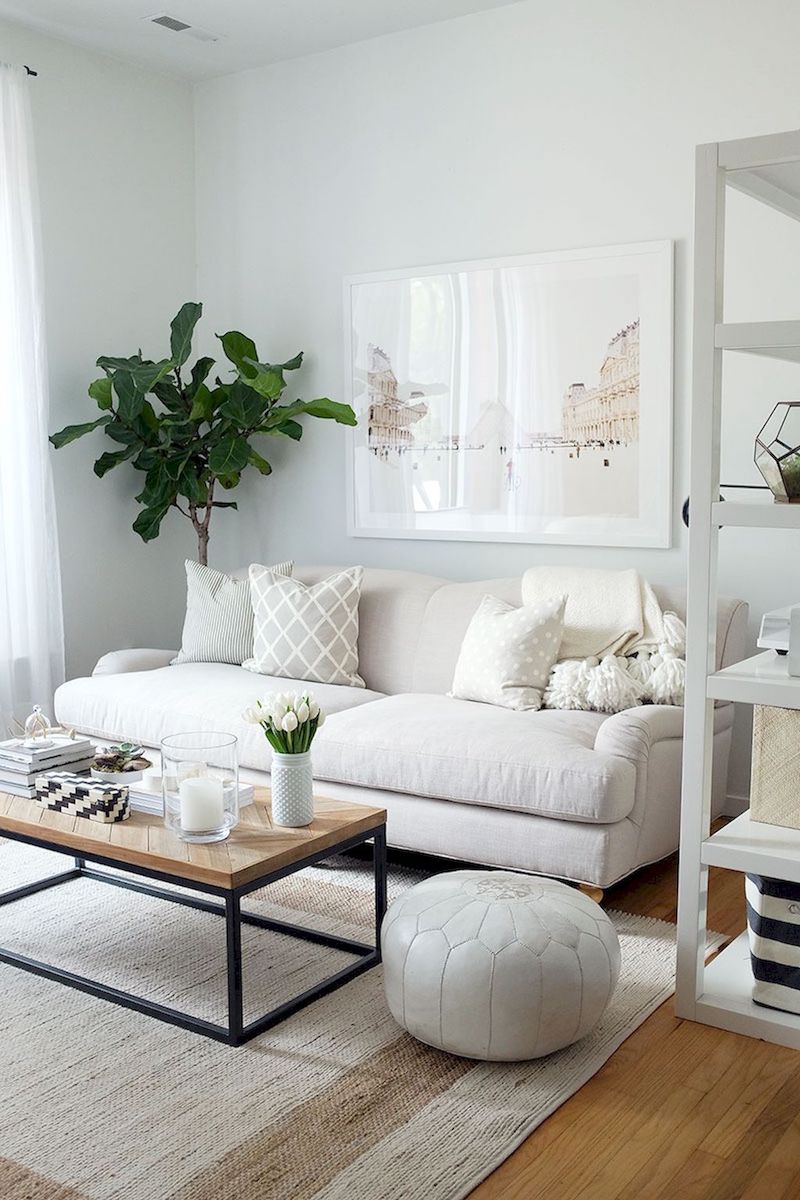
35;772;130;823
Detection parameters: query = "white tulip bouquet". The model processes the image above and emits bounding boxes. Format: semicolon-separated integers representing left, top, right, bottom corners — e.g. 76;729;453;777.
243;692;325;754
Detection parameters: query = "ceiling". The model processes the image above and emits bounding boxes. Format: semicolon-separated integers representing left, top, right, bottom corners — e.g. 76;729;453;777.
0;0;522;81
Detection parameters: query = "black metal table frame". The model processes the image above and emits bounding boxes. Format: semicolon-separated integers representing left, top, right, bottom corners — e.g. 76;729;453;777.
0;822;387;1046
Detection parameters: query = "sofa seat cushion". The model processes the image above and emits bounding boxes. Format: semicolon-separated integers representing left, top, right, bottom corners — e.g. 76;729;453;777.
313;694;636;824
55;664;385;773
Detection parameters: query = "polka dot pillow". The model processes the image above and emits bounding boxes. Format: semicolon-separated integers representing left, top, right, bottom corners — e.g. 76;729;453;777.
449;593;566;711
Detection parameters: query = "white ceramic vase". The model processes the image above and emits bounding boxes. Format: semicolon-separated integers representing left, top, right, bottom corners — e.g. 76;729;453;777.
271;751;314;827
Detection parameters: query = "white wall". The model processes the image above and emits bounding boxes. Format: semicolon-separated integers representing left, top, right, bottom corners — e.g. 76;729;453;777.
0;21;197;680
193;0;800;806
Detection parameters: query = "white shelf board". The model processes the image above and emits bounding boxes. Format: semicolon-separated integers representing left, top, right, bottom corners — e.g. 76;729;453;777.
715;320;800;362
713;501;800;529
707;650;800;708
703;811;800;882
719;129;800;173
697;932;800;1050
727;163;800;223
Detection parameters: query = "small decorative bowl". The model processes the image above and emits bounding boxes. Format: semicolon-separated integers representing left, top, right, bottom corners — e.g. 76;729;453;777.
91;767;145;785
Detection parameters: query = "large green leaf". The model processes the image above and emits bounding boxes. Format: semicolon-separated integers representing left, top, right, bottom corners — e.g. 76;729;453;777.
135;401;160;437
217;472;241;490
137;458;183;508
243;360;286;401
189;384;216;423
296;397;357;425
189;356;215;397
93;446;137;477
177;462;208;505
151;378;184;412
49;415;112;449
96;354;143;374
162;420;195;448
263;396;356;428
132;503;170;543
170;302;202;368
112;372;144;422
277;352;304;372
218;331;259;379
127;358;174;394
88;377;113;410
261;418;303;441
136;464;168;508
219;379;264;427
209;435;250;475
105;420;142;446
132;447;160;471
247;448;272;475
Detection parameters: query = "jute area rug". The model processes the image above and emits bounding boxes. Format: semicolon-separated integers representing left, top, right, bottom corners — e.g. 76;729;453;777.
1;840;684;1200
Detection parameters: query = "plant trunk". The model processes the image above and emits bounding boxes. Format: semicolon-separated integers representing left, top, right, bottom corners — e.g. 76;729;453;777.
188;493;212;566
197;525;209;566
194;479;215;566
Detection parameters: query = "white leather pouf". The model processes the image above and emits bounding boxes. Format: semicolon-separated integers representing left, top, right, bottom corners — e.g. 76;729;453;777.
382;870;621;1061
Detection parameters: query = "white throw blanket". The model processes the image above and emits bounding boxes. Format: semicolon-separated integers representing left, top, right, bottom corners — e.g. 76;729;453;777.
521;565;665;660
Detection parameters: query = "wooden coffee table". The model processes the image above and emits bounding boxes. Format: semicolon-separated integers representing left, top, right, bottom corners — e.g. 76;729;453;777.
0;789;387;1046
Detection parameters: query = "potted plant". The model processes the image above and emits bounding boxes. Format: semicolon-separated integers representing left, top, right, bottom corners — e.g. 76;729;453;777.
243;692;325;826
92;743;152;784
50;303;356;564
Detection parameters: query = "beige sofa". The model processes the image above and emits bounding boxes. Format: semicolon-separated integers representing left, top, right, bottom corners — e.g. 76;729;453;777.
54;566;748;890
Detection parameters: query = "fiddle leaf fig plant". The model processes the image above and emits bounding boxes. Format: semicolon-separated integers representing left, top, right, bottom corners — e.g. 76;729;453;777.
50;302;356;565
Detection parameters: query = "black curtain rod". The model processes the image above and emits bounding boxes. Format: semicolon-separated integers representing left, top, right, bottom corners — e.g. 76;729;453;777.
24;65;37;77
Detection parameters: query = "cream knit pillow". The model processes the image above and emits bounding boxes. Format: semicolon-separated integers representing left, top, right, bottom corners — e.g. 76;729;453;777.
450;593;566;711
244;565;365;687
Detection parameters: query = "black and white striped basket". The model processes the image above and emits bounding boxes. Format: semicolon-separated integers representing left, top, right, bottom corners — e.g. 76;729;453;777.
35;772;130;824
746;873;800;1015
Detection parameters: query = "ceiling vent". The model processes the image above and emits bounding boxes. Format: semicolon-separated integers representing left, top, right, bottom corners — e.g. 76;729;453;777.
146;14;221;42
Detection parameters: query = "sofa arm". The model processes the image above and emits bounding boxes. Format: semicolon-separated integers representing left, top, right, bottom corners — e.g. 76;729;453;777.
92;648;176;676
594;702;735;870
594;704;683;765
594;702;733;766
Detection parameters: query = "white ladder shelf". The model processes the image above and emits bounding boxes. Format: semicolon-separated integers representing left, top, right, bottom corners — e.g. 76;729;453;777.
676;127;800;1048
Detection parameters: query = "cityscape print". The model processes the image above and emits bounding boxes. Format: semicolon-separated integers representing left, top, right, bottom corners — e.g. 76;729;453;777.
348;243;672;547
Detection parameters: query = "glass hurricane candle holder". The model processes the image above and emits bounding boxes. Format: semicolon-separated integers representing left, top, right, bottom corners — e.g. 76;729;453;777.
161;732;239;843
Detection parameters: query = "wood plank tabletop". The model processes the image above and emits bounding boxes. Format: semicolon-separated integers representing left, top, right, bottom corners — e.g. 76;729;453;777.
0;789;386;891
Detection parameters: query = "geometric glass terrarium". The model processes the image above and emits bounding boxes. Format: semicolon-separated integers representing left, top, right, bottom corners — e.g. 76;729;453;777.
755;402;800;502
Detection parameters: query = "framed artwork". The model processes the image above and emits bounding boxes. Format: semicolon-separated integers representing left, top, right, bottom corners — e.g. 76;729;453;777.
344;240;673;547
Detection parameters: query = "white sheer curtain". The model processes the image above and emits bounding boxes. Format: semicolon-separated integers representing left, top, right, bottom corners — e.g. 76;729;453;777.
0;63;64;727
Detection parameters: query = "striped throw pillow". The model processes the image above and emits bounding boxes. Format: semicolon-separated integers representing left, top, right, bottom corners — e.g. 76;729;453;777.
172;560;293;666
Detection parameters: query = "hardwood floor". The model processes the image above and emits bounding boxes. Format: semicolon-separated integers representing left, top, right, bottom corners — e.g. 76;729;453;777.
469;847;800;1200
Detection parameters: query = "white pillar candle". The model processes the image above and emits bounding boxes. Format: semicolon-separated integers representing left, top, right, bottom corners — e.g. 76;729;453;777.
141;767;162;794
179;776;225;833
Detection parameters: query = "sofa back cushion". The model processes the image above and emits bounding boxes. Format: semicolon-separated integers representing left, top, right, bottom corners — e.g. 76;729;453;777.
230;566;746;695
292;566;446;695
411;576;522;694
411;577;746;695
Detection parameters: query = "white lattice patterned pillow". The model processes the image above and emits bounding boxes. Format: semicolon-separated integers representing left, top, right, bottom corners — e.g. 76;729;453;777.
244;565;365;688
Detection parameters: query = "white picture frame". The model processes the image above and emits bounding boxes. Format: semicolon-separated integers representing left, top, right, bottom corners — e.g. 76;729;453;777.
344;240;673;548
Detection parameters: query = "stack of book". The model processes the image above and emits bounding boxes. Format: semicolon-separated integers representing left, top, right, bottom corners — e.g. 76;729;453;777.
0;734;95;799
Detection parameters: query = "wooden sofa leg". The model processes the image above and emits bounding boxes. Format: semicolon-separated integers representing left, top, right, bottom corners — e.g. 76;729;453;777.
578;883;605;905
